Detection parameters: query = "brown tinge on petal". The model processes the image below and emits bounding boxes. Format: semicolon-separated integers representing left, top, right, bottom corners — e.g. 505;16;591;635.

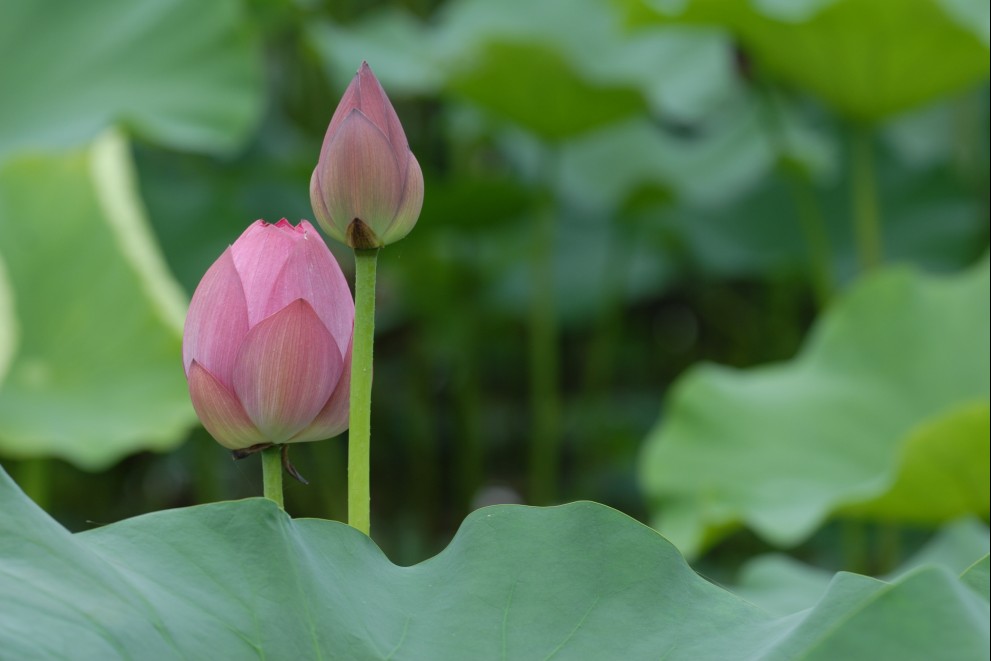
346;218;381;250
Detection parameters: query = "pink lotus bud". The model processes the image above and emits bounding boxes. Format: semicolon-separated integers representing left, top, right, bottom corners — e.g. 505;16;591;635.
182;219;354;450
310;61;424;250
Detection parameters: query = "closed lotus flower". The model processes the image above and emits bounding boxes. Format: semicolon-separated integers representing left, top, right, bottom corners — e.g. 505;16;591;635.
182;219;354;451
310;61;424;250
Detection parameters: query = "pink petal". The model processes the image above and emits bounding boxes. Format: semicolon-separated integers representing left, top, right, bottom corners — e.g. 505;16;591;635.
289;336;352;443
188;361;266;450
322;71;362;157
261;221;355;358
182;248;249;387
323;109;404;237
381;151;424;246
322;62;409;168
309;169;345;244
229;219;305;327
233;299;343;443
354;62;410;170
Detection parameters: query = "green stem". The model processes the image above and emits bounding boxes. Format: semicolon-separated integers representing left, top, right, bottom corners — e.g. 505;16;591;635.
261;447;284;509
309;442;346;522
193;434;220;504
17;459;51;510
407;334;438;523
876;522;901;574
527;201;561;505
454;321;484;512
349;248;378;536
788;177;834;306
851;127;883;271
581;224;627;397
755;82;834;305
841;519;868;574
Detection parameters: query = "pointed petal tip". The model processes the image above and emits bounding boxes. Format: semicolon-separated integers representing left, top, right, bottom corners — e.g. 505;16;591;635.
232;299;343;443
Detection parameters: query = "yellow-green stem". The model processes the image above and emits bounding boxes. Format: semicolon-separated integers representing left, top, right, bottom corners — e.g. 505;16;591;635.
851;127;883;271
193;436;220;504
755;82;834;305
261;446;283;509
841;519;868;574
348;248;378;536
454;322;484;511
789;177;834;306
17;459;51;510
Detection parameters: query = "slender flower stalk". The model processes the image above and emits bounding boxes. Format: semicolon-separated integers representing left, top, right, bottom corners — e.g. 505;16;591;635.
348;249;378;534
527;198;561;505
851;126;883;271
311;62;423;534
261;447;284;508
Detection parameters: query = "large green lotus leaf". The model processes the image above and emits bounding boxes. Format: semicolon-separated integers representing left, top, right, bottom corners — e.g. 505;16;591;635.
0;468;987;659
641;260;990;556
627;0;990;120
734;518;990;615
0;0;262;158
0;132;195;469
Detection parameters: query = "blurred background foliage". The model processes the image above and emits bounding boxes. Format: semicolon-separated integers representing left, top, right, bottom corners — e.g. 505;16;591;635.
0;0;987;591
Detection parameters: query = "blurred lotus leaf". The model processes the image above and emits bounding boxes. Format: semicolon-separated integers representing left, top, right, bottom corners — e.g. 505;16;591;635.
626;0;990;120
0;0;263;158
732;517;990;615
0;131;196;469
640;258;990;556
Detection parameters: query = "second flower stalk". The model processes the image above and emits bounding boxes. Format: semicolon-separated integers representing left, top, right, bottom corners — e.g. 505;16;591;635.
311;62;423;534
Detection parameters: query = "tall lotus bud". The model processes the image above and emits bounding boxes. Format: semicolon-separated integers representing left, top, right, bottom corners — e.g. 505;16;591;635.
310;61;424;250
182;219;354;451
